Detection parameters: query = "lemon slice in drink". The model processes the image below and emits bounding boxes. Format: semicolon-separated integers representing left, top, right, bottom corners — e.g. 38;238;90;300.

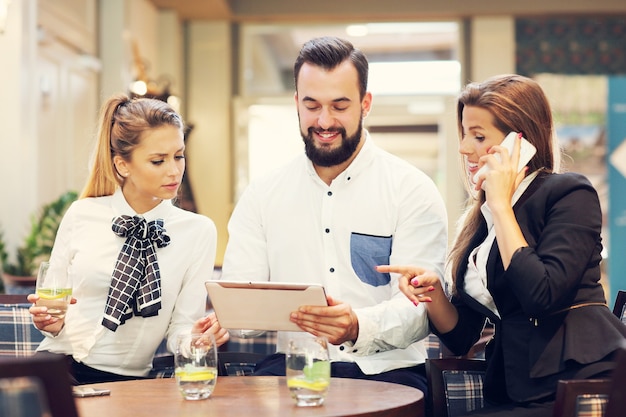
37;288;72;299
288;361;330;391
303;361;330;379
175;367;216;382
287;378;330;391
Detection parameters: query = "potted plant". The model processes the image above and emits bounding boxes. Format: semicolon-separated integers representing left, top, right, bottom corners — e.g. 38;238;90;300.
0;190;78;293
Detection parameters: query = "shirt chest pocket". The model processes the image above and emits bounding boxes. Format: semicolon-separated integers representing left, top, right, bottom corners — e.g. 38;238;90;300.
350;233;392;287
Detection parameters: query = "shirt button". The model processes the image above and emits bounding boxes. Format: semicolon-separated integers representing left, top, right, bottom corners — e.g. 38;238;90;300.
347;177;351;181
330;267;335;273
327;191;332;196
339;346;345;351
352;349;358;353
325;228;330;233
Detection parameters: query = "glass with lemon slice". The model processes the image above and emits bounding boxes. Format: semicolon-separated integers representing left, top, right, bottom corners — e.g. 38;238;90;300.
35;262;72;319
286;335;330;406
175;333;218;400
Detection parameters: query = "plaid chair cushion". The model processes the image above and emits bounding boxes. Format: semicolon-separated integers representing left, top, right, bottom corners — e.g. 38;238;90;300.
0;304;43;357
575;394;609;417
426;333;443;359
220;330;277;355
442;369;485;417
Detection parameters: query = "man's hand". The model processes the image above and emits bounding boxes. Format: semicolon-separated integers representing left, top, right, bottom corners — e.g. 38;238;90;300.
289;296;359;345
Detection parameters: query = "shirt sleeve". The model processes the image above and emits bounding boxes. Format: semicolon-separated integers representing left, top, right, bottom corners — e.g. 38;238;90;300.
504;175;603;317
165;216;217;352
351;172;449;354
221;183;270;281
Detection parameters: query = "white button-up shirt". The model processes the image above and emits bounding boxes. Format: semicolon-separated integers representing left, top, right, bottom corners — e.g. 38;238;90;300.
222;132;448;374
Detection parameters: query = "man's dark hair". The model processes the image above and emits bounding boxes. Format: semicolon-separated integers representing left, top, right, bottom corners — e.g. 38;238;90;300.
294;36;369;99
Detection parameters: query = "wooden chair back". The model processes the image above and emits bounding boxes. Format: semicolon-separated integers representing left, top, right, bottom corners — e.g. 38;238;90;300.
605;345;626;417
611;290;626;323
0;352;78;417
552;379;611;417
0;294;30;304
425;358;487;417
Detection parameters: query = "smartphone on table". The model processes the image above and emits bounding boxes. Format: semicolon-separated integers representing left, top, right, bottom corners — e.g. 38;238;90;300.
72;386;111;397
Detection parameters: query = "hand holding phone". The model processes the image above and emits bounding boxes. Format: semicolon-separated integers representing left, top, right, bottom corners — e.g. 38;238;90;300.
472;131;537;184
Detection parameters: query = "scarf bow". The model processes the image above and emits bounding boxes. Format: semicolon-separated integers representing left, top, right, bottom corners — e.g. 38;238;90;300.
102;215;170;331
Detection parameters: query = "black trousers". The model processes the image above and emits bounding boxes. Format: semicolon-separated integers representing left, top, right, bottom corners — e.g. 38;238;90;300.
69;357;146;385
36;351;145;385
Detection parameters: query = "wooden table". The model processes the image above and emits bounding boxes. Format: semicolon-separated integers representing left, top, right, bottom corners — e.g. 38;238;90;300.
76;376;423;417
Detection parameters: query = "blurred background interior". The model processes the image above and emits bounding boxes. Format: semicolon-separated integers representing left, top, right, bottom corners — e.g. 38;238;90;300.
1;0;625;300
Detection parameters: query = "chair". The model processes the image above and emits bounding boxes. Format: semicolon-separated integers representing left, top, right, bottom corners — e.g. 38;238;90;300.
0;352;79;417
218;351;267;376
611;290;626;323
425;358;487;417
552;379;611;417
149;351;267;378
438;322;494;360
605;345;626;417
218;330;278;356
0;294;44;357
423;323;494;417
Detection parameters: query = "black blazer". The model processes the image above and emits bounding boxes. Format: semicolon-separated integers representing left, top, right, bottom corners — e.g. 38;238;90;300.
434;172;626;404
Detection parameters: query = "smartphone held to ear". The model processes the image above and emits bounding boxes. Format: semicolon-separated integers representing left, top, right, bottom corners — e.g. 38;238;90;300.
472;131;537;184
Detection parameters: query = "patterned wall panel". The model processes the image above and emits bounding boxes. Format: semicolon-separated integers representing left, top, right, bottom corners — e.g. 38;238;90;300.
516;17;626;76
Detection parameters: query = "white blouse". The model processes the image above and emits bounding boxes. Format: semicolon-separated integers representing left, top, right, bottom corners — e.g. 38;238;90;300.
37;189;217;377
463;171;539;317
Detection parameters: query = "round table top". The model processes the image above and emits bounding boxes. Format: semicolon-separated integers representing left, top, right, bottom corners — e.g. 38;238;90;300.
75;376;423;417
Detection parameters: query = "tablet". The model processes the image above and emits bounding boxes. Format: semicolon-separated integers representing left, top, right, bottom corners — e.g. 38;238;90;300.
205;281;328;332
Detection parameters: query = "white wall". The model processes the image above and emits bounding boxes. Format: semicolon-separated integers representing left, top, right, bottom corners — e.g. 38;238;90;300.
186;21;233;265
0;0;38;258
470;17;516;82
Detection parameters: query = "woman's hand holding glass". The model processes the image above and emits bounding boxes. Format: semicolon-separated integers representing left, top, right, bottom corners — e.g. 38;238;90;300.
27;262;77;335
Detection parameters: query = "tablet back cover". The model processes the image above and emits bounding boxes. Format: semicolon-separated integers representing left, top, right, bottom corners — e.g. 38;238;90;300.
205;281;327;332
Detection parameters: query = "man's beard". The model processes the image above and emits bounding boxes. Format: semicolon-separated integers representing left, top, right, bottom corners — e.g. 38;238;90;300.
301;118;363;167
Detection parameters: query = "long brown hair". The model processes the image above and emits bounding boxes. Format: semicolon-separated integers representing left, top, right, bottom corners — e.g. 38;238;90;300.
447;74;560;291
80;94;184;198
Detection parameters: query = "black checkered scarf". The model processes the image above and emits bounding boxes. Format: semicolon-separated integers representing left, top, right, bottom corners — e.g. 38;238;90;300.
102;215;171;331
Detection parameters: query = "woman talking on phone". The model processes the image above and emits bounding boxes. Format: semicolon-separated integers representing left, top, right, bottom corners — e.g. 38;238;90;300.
28;94;229;384
378;74;626;416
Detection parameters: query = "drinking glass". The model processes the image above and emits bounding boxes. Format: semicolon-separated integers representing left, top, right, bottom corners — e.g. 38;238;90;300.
35;262;72;319
285;334;331;407
174;333;218;400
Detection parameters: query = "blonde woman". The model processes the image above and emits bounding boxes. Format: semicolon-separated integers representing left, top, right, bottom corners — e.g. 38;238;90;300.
28;95;228;384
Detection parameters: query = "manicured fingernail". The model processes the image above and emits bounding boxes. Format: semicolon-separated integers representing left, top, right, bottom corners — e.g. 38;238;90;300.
410;278;419;286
